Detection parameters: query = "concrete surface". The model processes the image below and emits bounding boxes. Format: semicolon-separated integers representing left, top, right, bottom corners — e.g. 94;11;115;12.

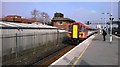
77;34;118;65
50;35;95;66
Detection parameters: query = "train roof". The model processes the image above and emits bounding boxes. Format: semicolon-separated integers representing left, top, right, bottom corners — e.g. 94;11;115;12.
68;22;86;27
68;22;97;29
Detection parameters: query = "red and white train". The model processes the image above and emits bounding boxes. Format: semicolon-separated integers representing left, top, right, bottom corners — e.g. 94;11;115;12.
67;22;97;44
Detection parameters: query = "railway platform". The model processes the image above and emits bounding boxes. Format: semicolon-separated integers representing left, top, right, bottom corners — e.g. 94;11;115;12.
75;34;119;66
50;33;119;66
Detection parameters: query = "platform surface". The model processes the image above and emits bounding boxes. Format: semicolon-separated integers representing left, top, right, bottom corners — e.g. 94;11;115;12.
77;34;119;66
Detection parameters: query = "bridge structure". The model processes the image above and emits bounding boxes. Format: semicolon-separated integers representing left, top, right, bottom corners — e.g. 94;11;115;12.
90;21;120;32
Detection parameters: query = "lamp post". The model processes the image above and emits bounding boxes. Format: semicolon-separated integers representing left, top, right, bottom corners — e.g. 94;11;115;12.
109;14;114;43
102;13;109;25
106;13;110;33
102;13;107;28
101;13;110;33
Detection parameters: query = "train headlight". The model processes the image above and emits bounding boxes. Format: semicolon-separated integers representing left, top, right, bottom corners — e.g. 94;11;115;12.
68;32;71;37
79;32;85;38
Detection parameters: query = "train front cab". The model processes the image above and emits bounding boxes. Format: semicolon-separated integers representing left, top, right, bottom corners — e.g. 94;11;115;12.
71;24;87;44
67;24;79;44
67;22;88;45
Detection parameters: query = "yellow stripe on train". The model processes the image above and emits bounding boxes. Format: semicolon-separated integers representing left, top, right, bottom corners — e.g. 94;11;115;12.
72;25;78;38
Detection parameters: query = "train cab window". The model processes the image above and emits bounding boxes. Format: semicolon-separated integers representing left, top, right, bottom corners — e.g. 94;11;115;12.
68;26;71;31
80;26;85;32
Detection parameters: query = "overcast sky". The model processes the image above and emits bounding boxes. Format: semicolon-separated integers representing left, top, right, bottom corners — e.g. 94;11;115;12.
2;2;118;23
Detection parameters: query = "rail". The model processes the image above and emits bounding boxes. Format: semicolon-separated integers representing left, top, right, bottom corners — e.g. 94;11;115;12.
50;34;96;66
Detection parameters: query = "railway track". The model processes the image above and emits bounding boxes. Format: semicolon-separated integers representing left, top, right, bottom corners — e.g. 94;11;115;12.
30;45;75;67
28;32;96;67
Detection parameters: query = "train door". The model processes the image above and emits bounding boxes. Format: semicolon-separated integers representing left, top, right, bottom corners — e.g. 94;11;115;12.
72;24;79;39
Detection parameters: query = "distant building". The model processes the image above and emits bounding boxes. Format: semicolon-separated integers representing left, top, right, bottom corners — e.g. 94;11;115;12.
3;15;22;22
51;12;75;30
1;15;41;24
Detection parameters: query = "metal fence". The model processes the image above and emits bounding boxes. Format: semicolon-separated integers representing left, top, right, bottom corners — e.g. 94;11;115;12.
2;30;67;65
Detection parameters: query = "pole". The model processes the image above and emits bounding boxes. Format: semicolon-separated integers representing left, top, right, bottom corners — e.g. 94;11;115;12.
105;13;107;28
110;0;112;43
110;14;113;43
107;13;110;34
104;13;106;28
102;13;106;28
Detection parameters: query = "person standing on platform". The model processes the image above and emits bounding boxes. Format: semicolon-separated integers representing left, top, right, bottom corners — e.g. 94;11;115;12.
102;29;107;41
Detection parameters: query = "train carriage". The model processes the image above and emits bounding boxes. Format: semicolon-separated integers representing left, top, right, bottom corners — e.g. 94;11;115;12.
67;22;89;44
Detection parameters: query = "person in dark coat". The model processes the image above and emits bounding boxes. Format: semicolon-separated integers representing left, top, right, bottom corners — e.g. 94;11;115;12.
102;29;107;41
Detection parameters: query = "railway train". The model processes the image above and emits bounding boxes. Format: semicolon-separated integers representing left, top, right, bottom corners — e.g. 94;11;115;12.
67;22;97;44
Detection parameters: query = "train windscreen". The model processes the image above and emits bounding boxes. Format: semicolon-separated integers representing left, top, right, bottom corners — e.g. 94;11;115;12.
80;26;85;32
68;26;71;31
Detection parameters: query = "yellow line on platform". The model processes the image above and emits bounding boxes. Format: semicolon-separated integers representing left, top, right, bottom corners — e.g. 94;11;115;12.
72;41;90;67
